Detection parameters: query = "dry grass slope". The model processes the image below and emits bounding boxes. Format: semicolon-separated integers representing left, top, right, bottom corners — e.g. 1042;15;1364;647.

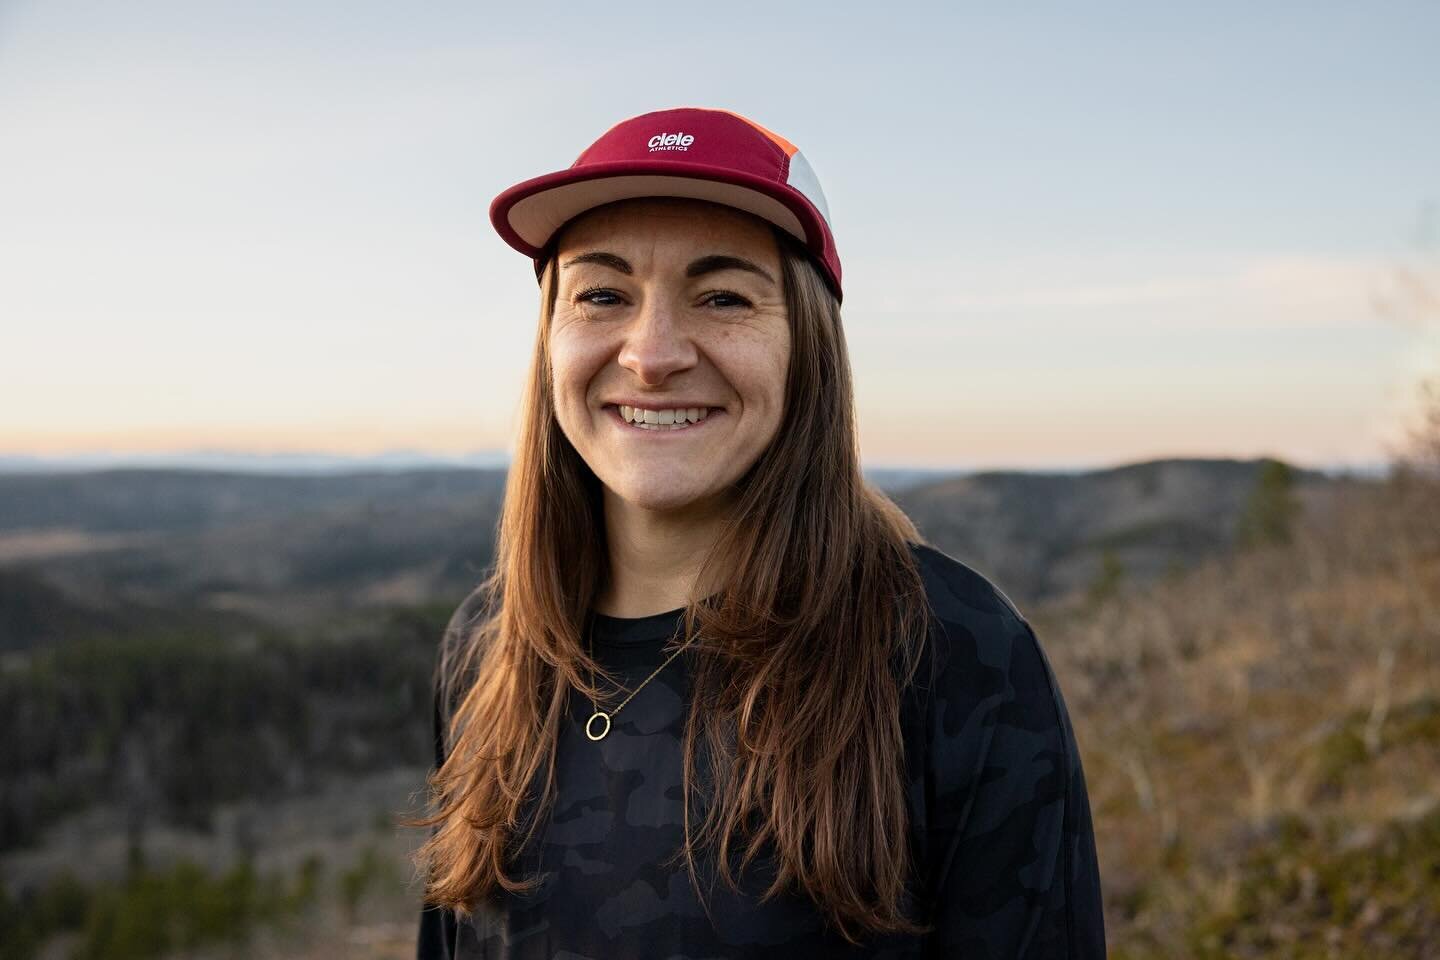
1034;382;1440;958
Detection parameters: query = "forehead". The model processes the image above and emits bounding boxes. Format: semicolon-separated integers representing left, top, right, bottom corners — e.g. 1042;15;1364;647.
555;197;778;261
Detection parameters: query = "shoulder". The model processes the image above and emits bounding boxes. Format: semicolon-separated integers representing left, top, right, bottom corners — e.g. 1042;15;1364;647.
902;539;1076;786
904;539;1037;682
433;581;499;725
441;581;496;656
906;539;1032;630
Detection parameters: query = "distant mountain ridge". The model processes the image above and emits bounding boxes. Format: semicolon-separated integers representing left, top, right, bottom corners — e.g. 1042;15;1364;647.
895;456;1340;605
0;449;513;474
0;457;1361;647
0;450;1388;478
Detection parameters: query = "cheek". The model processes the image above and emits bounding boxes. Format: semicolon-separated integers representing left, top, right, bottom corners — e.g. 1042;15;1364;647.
749;324;791;387
719;331;790;410
548;327;607;397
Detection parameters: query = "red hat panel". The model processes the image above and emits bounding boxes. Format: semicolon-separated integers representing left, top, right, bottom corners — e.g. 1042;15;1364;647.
490;106;843;302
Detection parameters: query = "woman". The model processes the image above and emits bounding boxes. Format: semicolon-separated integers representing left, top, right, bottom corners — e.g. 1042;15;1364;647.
408;106;1106;958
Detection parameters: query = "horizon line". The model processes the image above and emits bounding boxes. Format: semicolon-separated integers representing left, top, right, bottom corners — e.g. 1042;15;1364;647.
0;449;1393;479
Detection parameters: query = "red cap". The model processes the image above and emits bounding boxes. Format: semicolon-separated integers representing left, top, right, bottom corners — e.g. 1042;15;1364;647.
489;106;842;302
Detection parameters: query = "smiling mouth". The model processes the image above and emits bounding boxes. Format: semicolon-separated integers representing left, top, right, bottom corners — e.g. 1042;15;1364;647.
604;404;724;433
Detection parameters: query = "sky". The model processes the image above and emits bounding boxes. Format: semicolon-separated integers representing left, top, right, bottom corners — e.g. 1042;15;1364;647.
1;1;1437;472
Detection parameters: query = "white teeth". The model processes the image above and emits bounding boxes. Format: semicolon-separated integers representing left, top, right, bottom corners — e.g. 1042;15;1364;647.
617;404;714;428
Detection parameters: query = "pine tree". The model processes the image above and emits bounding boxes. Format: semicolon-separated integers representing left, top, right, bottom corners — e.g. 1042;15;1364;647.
1235;458;1300;549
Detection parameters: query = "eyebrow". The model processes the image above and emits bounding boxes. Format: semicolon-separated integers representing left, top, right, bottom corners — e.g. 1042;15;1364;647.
561;251;776;285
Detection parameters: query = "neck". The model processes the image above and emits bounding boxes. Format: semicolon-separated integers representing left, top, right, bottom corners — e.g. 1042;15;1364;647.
595;487;731;618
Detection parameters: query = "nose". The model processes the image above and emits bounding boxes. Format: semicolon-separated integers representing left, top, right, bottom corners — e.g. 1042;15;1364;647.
616;294;697;385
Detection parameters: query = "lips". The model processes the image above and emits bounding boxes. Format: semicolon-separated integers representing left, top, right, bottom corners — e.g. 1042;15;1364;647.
602;401;725;415
604;404;723;433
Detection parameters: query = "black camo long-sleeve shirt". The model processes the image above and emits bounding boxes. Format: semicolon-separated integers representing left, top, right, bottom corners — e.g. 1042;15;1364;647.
417;542;1107;958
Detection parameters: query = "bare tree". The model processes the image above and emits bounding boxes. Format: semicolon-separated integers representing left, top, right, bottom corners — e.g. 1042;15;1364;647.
1373;201;1440;480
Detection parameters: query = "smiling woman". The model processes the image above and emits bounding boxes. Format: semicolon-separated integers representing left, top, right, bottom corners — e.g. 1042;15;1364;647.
402;106;1106;959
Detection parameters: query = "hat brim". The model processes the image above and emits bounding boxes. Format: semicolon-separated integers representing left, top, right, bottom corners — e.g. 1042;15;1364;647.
489;159;835;281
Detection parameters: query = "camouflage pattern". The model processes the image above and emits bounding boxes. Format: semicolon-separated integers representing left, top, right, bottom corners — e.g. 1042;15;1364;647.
417;541;1106;958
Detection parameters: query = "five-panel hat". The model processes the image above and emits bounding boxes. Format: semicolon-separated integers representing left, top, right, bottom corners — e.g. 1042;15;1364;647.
489;106;843;302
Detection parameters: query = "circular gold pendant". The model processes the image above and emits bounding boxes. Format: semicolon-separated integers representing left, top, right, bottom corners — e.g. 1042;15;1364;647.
585;710;611;741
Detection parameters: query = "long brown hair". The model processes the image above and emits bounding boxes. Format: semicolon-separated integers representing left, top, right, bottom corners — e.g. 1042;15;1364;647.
403;212;936;945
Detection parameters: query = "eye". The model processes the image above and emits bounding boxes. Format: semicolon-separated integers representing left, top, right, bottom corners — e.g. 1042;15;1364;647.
573;286;624;307
700;290;752;309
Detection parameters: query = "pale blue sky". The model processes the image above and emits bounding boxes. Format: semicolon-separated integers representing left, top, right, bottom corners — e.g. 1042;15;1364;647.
1;0;1436;470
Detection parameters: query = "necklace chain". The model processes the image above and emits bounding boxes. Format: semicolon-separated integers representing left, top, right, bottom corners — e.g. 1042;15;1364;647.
585;625;696;742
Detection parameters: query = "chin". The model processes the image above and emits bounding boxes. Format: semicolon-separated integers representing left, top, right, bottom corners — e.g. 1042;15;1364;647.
618;489;708;513
604;477;720;514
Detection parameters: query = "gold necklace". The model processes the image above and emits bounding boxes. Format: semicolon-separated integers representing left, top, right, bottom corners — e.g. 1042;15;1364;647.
585;624;697;741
